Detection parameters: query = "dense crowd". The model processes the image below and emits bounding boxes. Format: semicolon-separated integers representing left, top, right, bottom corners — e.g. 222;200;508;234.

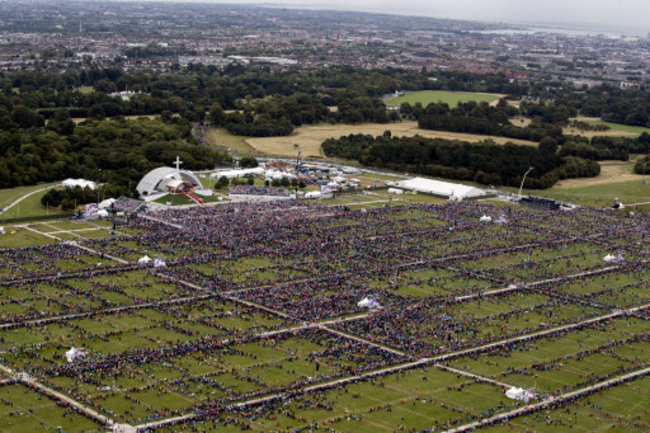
0;200;647;429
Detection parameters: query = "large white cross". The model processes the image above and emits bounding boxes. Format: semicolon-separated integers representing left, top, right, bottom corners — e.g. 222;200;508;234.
173;155;183;170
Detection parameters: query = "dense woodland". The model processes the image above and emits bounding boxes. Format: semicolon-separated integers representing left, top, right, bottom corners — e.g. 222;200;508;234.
0;65;648;192
322;133;600;189
0;114;229;191
411;100;564;142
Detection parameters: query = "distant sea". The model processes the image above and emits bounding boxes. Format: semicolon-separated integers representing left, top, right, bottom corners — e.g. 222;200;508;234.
477;22;647;38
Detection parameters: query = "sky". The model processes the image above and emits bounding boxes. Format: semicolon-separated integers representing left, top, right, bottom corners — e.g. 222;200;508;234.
215;0;650;35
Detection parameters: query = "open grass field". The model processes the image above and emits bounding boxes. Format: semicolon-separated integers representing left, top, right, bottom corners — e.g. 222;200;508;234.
386;90;504;107
205;127;257;154
0;184;65;222
0;198;647;432
519;178;650;208
0;182;60;210
245;121;536;158
567;117;650;136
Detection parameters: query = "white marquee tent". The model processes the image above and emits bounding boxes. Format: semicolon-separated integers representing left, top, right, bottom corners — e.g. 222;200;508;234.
395;177;485;199
63;178;97;190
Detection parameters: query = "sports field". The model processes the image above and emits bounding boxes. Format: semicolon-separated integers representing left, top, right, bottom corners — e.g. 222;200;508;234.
0;198;647;432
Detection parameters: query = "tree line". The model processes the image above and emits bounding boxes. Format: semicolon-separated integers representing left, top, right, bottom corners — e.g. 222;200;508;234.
322;133;599;189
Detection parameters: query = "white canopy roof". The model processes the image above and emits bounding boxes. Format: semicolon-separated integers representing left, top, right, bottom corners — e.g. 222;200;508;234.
136;167;202;197
63;178;97;190
138;255;152;264
505;387;535;402
357;297;381;309
98;198;117;209
396;177;485;199
65;347;86;363
211;167;265;179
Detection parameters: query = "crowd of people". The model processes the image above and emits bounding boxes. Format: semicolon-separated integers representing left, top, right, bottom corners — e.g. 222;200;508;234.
0;199;647;430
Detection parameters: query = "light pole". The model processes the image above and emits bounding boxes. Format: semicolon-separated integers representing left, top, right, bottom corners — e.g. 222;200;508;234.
517;166;534;200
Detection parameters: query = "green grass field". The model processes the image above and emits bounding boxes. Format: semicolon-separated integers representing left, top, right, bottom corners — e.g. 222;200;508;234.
572;117;650;135
519;179;650;208
205;127;257;154
153;193;227;206
0;182;60;210
386;90;502;107
0;185;66;221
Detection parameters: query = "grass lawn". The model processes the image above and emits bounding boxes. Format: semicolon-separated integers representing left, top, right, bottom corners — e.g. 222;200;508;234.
0;182;60;209
519;179;650;208
0;187;68;222
205;127;257;154
75;85;95;94
386;90;503;107
0;227;54;248
568;117;650;136
0;384;102;432
153;193;228;206
245;121;536;159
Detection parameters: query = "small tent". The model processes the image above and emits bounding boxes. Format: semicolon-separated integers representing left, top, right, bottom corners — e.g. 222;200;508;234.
505;387;535;402
98;198;117;209
138;255;152;264
65;347;86;363
357;297;381;309
153;258;166;268
479;215;492;222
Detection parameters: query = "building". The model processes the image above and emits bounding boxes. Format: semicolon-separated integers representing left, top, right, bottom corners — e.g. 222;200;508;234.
136;167;205;200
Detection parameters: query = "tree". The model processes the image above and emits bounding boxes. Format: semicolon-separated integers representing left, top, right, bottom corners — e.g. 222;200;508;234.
215;175;229;189
207;103;226;126
539;137;558;155
239;156;258;168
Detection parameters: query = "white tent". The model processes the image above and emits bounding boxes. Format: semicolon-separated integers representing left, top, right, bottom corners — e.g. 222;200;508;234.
265;170;297;181
505;387;534;402
0;226;4;235
479;215;492;222
496;215;509;225
357;297;381;309
211;167;265;179
387;188;404;195
304;191;321;199
138;255;152;264
396;177;485;199
63;178;97;190
97;209;109;218
98;198;117;209
153;258;166;268
65;347;86;363
603;253;624;264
